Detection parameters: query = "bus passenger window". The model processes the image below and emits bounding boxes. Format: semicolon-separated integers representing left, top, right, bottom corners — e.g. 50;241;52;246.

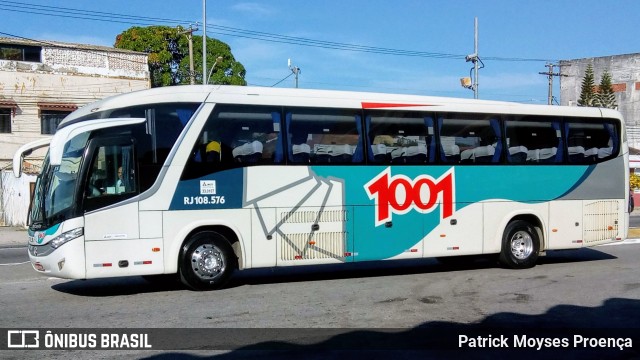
286;108;363;165
506;117;562;164
566;120;619;163
181;105;282;180
438;115;502;164
365;112;434;165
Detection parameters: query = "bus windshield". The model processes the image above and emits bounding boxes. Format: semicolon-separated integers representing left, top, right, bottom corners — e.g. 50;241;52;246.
29;133;89;230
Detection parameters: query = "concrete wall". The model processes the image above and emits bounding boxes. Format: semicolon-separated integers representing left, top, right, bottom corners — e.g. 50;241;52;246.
0;170;35;226
0;40;150;226
560;54;640;149
0;42;150;168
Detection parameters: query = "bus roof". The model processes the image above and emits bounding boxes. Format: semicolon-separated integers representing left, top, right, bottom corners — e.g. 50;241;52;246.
62;85;620;127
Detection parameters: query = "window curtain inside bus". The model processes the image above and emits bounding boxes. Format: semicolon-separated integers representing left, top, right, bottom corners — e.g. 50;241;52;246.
552;121;563;163
437;116;447;162
424;116;436;163
352;115;364;163
365;115;378;163
285;112;294;161
604;122;619;157
176;109;195;126
563;122;571;148
122;145;132;190
490;118;502;163
272;112;283;163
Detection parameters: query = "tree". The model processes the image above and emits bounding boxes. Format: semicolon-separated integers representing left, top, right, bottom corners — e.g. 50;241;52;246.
577;63;596;107
115;25;246;87
595;70;617;109
182;35;247;86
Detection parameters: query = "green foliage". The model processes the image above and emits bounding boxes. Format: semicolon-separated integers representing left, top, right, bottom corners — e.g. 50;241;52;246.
578;64;596;107
181;35;247;86
577;65;618;109
115;25;246;87
595;70;617;109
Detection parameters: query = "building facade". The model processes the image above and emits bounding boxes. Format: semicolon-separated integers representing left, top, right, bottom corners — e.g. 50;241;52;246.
559;53;640;150
0;37;150;225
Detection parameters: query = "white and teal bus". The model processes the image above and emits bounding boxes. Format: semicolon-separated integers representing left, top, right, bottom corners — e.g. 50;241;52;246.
14;85;629;290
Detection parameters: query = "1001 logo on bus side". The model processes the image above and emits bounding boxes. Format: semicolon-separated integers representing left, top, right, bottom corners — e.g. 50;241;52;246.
364;167;455;227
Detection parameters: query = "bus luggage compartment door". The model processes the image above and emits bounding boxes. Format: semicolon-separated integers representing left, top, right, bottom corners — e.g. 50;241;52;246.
84;202;160;277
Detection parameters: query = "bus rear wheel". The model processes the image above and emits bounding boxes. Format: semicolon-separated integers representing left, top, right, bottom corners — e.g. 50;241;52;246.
499;220;540;269
179;231;237;290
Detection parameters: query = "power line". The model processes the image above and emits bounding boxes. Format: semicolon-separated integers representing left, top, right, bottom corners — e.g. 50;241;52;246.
0;1;187;26
270;73;293;87
0;1;556;63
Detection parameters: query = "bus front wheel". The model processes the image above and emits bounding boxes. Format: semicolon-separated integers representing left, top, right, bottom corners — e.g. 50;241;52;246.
179;231;237;290
499;220;540;269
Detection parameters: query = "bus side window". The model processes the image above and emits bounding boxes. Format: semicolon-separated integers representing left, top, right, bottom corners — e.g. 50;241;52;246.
505;117;563;164
566;120;619;163
286;108;363;165
438;115;501;164
365;111;433;165
84;141;137;212
181;106;282;180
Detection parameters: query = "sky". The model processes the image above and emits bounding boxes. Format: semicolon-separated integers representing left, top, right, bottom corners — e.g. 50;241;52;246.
1;0;639;103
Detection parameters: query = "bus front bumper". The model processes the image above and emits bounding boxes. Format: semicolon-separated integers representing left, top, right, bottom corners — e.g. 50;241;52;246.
28;237;86;279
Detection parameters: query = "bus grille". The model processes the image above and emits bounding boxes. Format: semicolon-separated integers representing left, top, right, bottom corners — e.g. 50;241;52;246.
280;232;346;260
280;210;347;223
583;200;619;244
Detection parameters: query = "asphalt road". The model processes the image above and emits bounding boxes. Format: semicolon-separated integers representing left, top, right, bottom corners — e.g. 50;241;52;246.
1;243;639;359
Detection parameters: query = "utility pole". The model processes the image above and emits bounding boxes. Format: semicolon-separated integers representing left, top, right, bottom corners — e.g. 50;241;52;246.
179;25;198;85
538;63;568;105
461;17;481;99
473;17;478;99
288;58;301;88
202;0;207;84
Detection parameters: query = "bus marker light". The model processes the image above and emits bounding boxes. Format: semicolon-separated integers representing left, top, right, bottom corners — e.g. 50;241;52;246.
572;240;583;244
134;261;153;265
410;249;418;253
152;248;161;252
440;234;446;238
607;226;614;230
294;255;302;260
552;229;558;232
93;263;112;267
615;237;622;241
309;241;316;245
447;247;460;251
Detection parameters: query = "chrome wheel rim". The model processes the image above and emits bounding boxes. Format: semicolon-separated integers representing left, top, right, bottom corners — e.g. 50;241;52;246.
510;231;533;260
191;243;225;281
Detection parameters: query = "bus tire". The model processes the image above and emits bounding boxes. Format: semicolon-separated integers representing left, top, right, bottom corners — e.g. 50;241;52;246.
179;231;237;290
499;220;540;269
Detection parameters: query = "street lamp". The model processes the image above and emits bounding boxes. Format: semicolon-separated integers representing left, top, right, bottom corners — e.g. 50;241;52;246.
206;56;224;85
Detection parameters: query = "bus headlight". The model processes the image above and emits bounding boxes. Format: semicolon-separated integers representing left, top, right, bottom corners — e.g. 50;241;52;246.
50;228;84;249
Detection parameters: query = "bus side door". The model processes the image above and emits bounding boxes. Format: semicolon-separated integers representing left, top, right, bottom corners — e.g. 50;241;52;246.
81;135;162;277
